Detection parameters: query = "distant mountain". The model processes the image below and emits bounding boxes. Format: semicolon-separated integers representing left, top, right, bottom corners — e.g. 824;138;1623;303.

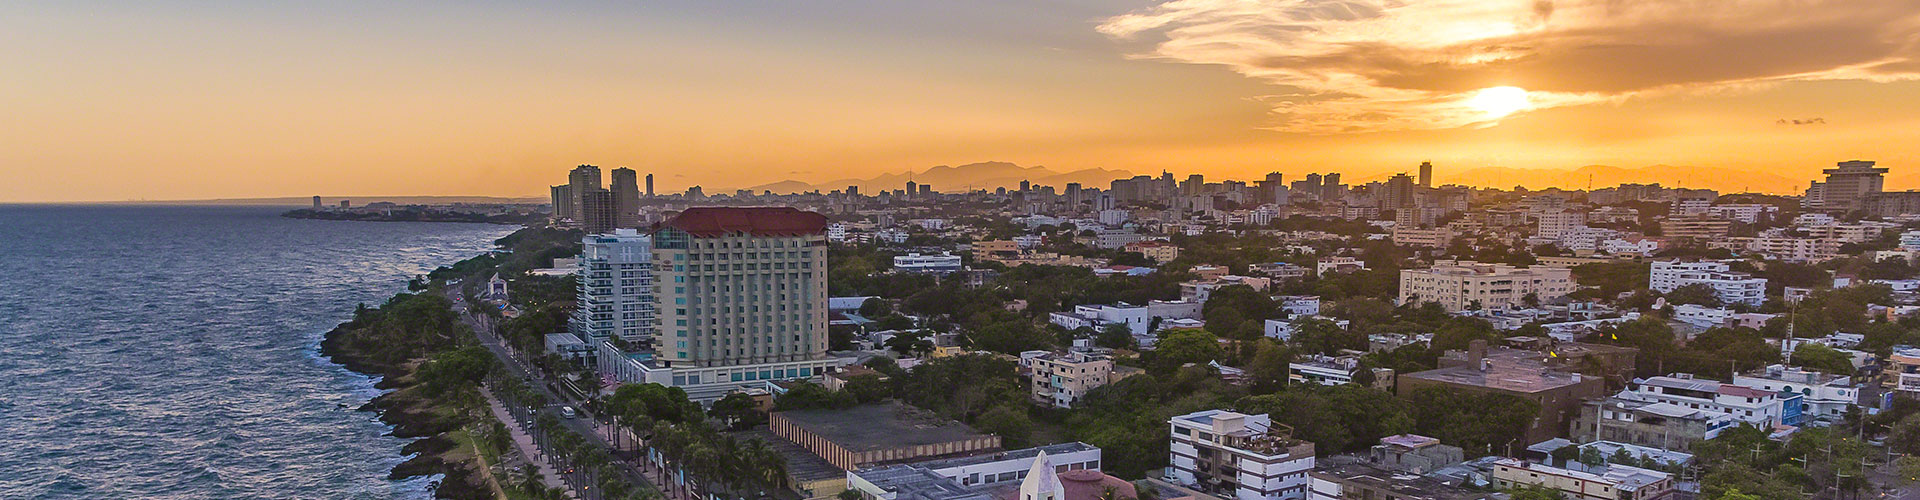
110;195;547;206
745;161;1132;194
1442;164;1806;194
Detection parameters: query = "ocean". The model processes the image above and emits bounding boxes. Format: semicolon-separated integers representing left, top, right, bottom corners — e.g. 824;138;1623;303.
0;204;517;499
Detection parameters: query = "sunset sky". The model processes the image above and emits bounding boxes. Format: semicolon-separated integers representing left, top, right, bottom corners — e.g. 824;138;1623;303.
6;1;1920;202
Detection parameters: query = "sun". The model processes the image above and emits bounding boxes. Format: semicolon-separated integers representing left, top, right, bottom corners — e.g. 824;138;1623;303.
1465;86;1531;118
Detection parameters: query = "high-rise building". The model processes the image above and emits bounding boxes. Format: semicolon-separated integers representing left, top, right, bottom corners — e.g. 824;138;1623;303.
645;173;655;197
1019;180;1031;193
1064;182;1083;208
568;164;603;220
906;181;917;200
649;207;836;389
580;189;618;234
610;167;641;228
1381;173;1416;209
918;184;932;197
572;229;655;343
1418;161;1433;187
311;196;322;209
550;184;575;221
1804;160;1886;213
1321;173;1343;201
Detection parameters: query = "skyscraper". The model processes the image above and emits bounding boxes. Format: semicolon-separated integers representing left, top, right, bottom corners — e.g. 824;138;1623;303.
906;181;917;200
568;164;603;221
1382;173;1416;209
580;189;617;234
1065;182;1082;208
311;196;321;209
550;184;575;221
611;167;641;228
645;173;655;197
1418;161;1434;187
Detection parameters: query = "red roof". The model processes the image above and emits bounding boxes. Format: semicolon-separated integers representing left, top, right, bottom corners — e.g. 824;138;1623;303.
659;207;827;237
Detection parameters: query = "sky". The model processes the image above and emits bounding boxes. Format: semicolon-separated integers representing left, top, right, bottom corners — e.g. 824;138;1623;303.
5;0;1920;202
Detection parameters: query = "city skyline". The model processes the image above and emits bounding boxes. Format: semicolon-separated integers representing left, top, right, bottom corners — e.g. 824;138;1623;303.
6;1;1920;202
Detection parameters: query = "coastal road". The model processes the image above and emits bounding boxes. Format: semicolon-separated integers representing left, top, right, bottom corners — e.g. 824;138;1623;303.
445;287;673;500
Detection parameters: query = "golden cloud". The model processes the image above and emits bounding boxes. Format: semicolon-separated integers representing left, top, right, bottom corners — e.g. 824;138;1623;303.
1099;0;1920;133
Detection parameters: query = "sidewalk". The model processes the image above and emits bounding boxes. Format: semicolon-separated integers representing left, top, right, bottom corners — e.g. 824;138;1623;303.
483;385;575;499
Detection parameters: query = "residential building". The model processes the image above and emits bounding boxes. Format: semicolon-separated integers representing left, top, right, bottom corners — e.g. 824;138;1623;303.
1182;275;1273;303
1398;260;1574;312
550;184;575;221
1168;410;1316;500
1367;434;1464;474
1390;226;1453;248
1536;211;1586;239
1732;364;1863;425
572;229;655;342
1316;257;1367;276
1252;262;1311;281
568;164;603;220
1883;347;1920;395
1706;204;1777;224
1739;236;1840;262
610;167;642;228
1492;459;1672;500
1657;216;1730;241
1647;260;1766;307
580;188;618;234
1023;351;1136;408
1288;354;1392;390
1123;240;1180;263
1624;374;1785;428
895;253;965;274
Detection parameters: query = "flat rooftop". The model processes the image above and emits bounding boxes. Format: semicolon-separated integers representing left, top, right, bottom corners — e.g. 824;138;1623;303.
776;402;992;452
908;442;1096;471
1312;462;1505;500
739;429;845;481
1406;356;1587;394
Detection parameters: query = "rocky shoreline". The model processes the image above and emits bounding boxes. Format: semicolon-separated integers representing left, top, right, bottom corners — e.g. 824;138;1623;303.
320;316;493;499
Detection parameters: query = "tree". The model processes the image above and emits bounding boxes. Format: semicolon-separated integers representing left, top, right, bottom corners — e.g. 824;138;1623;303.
1095;323;1137;350
974;405;1036;447
711;392;764;430
1292;318;1363;355
884;329;935;358
1507;484;1566;500
859;297;893;317
1790;343;1854;375
1151;329;1224;372
1665;283;1724;307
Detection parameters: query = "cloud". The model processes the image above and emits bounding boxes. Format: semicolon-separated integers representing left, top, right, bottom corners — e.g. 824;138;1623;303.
1778;118;1827;125
1098;0;1920;133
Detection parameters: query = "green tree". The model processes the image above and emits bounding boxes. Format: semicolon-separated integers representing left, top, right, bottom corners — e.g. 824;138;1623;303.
1095;323;1137;350
1151;329;1225;372
1665;283;1724;307
974;405;1036;447
1789;343;1855;375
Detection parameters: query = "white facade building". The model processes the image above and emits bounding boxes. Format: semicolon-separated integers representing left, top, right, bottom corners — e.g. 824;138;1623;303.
572;229;656;342
1168;410;1315;500
1649;260;1767;307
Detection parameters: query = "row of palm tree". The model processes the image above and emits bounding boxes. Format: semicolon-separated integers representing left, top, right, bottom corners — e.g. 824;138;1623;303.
492;370;657;500
603;388;790;500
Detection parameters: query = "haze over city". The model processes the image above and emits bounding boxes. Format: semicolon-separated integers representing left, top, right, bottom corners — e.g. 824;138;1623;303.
7;0;1920;203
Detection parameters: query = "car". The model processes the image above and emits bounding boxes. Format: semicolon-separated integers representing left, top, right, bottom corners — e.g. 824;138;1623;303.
559;406;577;419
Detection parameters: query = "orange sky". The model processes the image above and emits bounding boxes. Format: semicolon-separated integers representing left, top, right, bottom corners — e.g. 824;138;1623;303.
5;1;1920;202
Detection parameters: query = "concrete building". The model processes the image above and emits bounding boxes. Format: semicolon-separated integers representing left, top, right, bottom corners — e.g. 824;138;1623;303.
1492;459;1671;500
580;188;618;234
1732;364;1863;426
610;167;642;228
551;184;575;221
845;444;1116;500
773;402;1002;471
1390;226;1453;248
1123;240;1180;263
1398;260;1574;312
1316;257;1366;276
1399;341;1607;444
1023;351;1134;408
1367;434;1464;475
895;253;965;274
1803;160;1886;213
1048;301;1200;336
1168;410;1316;500
1307;462;1498;500
572;229;655;342
1657;216;1730;241
1648;260;1766;307
568;164;603;220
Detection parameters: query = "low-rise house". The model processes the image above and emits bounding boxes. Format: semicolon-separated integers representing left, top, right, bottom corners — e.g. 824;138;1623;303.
1494;459;1672;500
1022;351;1139;408
1731;364;1863;426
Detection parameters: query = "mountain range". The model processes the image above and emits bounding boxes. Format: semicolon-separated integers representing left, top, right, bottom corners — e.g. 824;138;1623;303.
1434;164;1810;194
744;162;1132;194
